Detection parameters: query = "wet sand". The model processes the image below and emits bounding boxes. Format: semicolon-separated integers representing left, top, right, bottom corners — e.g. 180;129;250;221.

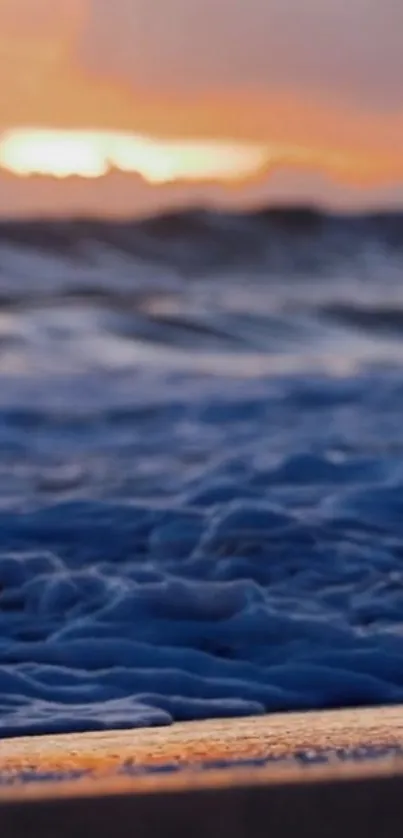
1;706;403;836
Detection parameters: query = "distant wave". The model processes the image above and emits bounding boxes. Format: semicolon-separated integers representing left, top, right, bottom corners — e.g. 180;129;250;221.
0;206;402;367
321;303;403;336
0;206;403;274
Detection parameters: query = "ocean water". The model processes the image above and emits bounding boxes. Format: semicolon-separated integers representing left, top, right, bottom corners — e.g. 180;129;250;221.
2;206;403;736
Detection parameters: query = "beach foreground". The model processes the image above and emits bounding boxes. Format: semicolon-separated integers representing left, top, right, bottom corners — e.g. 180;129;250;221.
1;707;403;836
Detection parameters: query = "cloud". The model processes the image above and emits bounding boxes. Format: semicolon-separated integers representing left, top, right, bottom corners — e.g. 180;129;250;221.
0;0;83;42
82;0;403;109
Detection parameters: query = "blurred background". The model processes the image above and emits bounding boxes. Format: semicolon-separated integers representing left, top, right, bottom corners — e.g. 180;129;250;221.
1;0;403;215
1;1;403;737
1;0;403;379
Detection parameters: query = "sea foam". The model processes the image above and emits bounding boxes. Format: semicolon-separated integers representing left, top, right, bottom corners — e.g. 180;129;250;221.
0;209;403;735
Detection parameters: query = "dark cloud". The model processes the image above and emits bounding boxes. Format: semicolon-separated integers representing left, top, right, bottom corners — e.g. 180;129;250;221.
82;0;403;109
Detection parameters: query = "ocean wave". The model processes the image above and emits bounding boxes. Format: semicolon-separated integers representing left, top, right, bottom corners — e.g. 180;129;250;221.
1;206;403;276
0;208;403;736
0;367;402;735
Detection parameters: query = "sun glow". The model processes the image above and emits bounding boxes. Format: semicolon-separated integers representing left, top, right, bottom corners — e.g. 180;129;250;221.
0;128;270;184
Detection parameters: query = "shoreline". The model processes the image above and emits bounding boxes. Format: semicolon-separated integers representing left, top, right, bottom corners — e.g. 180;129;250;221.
1;705;403;797
2;707;403;836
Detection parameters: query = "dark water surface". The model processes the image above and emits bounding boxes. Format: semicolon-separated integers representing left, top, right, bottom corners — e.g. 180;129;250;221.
2;207;403;736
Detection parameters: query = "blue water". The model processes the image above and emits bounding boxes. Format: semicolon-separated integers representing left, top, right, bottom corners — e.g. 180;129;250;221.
2;207;403;736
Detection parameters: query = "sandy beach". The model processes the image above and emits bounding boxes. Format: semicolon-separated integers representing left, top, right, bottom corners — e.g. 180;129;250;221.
2;705;403;781
1;707;403;836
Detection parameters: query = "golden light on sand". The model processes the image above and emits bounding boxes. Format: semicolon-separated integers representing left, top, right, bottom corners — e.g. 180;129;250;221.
0;128;270;184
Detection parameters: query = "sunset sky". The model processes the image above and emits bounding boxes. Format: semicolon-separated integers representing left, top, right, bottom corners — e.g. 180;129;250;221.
0;0;402;216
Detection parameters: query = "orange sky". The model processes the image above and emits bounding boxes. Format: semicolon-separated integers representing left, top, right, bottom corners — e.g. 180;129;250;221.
0;0;402;215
